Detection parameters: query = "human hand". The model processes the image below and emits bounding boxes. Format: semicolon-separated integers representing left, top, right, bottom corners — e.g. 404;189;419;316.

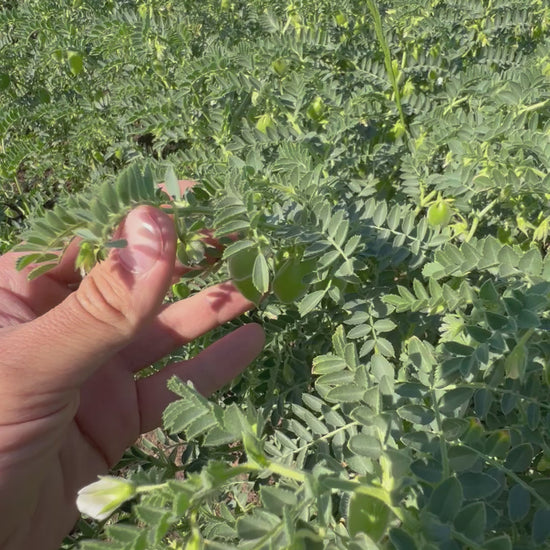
0;205;265;550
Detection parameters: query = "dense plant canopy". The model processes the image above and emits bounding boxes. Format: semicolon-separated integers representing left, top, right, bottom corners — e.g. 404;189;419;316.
2;0;550;548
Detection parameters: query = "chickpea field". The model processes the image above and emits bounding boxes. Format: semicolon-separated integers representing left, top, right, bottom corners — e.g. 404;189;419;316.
2;0;550;548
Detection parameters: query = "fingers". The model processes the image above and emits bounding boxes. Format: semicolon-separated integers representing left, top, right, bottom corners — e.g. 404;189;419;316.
0;179;223;317
44;238;82;285
0;240;82;319
135;323;265;433
0;206;177;399
0;238;81;285
0;179;196;314
119;281;256;373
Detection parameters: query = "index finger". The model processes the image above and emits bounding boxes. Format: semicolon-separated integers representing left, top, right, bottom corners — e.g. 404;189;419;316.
1;238;81;285
0;240;82;319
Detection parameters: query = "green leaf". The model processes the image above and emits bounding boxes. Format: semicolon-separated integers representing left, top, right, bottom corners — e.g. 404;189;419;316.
441;418;469;440
532;508;550;544
503;297;522;316
411;459;442;483
348;434;381;458
261;486;298;515
388;527;417;550
348;492;391;540
526;402;540;430
68;50;84;75
162;377;218;438
100;181;121;213
347;533;380;550
395;382;426;398
164;165;181;199
504;443;533;472
326;383;365;403
222;239;256;260
428;477;463;523
142;164;155;198
397;405;434;425
27;263;58;280
458;472;500;499
126;164;144;203
74;228;101;242
0;73;10;90
217;204;248;225
301;393;325;413
438;388;474;415
116;169;132;206
466;325;492;343
242;429;267;467
485;430;511;458
79;542;120;550
501;392;517;415
517;309;540;329
298;290;326;316
504;340;527;380
485;535;512;550
448;446;479;472
217;218;251;235
104;239;128;249
381;449;411;483
16;252;59;270
519;247;543;276
252;252;269;294
473;388;493;419
453;502;486;541
372;201;388;226
105;524;146;547
312;354;347;375
291;404;328;435
344;234;362;256
350;406;376;426
443;342;474;356
507;484;530;521
485;312;509;330
14;237;51;252
133;504;174;544
408;337;436;369
237;511;280;540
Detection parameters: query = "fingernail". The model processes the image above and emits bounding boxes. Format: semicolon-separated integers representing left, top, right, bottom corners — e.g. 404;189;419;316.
118;208;164;274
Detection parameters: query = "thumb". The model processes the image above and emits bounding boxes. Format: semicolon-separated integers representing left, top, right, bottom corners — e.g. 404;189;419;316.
12;206;176;389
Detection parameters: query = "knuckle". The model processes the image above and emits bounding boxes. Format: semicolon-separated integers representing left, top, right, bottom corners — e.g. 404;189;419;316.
73;271;135;337
0;289;36;327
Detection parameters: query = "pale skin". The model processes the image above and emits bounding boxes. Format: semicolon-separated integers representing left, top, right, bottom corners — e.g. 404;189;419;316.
0;200;265;550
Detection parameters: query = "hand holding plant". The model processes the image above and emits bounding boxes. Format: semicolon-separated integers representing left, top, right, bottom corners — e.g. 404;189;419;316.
0;206;264;550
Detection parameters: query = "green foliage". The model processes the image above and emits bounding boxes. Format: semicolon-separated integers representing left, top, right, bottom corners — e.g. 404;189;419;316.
4;0;550;548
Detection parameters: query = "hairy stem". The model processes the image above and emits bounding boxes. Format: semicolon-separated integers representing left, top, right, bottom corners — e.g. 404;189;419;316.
365;0;406;130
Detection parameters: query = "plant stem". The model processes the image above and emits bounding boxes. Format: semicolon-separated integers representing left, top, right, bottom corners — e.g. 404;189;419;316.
461;442;550;508
265;460;307;483
365;0;406;130
280;422;359;460
465;199;497;242
135;482;168;494
432;389;450;478
169;205;213;216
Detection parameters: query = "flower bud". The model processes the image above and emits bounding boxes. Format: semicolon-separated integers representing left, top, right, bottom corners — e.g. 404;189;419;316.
76;476;136;521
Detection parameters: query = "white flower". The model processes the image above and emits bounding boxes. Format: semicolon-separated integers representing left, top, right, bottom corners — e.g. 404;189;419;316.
76;476;136;521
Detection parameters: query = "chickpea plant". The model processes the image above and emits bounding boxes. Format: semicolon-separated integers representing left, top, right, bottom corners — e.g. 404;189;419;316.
4;0;550;548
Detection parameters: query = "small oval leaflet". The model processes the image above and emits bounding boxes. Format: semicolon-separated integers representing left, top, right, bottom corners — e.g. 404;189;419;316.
504;443;533;472
507;483;530;522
